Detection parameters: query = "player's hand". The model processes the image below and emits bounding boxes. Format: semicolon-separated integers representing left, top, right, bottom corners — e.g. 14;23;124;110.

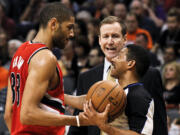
78;112;91;126
82;100;110;127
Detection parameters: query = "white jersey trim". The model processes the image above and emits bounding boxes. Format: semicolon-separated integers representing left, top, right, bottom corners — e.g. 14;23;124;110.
45;93;65;109
27;47;48;64
39;103;60;114
141;100;154;135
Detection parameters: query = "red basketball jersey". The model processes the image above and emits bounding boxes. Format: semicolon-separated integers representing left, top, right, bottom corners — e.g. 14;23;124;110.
9;41;65;135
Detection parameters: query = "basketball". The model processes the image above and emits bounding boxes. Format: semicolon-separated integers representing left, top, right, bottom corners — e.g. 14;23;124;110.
86;80;127;120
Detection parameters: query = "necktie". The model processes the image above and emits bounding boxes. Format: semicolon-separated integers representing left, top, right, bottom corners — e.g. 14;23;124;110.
107;66;116;82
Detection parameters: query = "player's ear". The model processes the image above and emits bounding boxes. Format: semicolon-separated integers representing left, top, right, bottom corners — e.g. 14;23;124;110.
48;17;59;31
127;60;135;69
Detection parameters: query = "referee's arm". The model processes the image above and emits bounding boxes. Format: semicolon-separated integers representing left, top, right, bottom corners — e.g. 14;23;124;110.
98;124;141;135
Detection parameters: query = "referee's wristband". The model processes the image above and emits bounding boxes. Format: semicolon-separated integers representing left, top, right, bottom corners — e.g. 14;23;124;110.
76;115;80;127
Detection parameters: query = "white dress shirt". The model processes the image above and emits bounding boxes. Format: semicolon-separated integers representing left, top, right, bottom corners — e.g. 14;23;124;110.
103;58;118;83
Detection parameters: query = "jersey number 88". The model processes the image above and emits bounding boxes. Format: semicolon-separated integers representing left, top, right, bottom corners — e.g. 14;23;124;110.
10;72;20;106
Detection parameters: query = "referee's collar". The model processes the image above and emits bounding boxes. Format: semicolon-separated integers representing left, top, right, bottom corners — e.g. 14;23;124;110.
124;82;143;89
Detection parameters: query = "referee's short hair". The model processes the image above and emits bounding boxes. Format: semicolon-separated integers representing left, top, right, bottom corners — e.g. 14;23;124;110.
126;44;150;79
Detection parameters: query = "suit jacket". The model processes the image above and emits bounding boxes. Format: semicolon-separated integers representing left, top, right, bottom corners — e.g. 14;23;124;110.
68;64;168;135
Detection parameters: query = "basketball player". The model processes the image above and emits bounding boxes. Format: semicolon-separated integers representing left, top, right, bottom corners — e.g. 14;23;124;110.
83;45;154;135
4;2;91;135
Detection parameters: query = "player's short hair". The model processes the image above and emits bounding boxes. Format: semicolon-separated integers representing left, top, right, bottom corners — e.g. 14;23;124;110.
99;16;127;36
39;2;73;28
126;44;150;79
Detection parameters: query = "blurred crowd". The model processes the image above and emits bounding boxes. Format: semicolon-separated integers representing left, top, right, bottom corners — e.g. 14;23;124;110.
0;0;180;134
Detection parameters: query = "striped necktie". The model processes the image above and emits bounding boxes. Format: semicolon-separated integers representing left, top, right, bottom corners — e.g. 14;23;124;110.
107;66;116;82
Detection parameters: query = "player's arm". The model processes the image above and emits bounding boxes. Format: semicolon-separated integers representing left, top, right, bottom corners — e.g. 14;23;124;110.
82;101;141;135
64;94;86;110
20;50;89;126
4;78;13;132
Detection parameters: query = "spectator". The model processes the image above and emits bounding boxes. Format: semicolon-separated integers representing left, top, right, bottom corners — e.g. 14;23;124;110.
159;8;180;52
130;0;158;42
88;47;104;68
103;0;115;16
135;33;161;67
163;46;178;66
93;0;104;19
87;19;100;47
162;62;180;121
113;2;127;21
61;0;73;9
76;10;92;23
74;19;88;39
74;36;90;75
125;12;153;49
96;0;115;20
4;39;22;69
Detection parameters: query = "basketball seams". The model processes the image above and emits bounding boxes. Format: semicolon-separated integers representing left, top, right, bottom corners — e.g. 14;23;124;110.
109;90;125;114
88;81;105;100
97;84;119;111
99;86;123;114
110;93;127;119
110;101;126;120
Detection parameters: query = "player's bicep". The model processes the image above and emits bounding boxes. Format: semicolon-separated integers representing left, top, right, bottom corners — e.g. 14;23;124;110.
22;69;49;107
21;51;56;110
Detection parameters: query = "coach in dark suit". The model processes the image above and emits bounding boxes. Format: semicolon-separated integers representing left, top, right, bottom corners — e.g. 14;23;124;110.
68;16;168;135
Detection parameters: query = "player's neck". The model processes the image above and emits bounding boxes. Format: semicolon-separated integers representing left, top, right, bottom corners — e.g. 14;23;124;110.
33;29;53;49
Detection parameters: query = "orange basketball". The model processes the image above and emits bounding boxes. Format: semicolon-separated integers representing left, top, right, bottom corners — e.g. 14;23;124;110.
86;80;127;120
